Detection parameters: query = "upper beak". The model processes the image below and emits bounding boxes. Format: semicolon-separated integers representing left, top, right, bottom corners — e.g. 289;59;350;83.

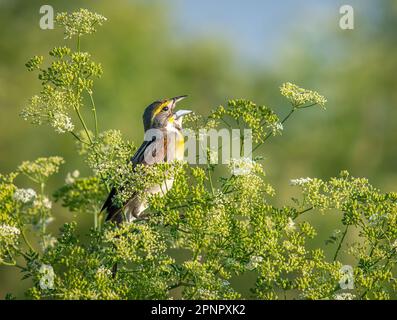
172;95;188;104
174;109;192;119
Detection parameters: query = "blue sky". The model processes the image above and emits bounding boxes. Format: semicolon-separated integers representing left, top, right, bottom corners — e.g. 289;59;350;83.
165;0;377;66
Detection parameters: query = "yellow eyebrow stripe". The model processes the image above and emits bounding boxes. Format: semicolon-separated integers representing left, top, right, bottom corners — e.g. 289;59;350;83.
151;101;169;122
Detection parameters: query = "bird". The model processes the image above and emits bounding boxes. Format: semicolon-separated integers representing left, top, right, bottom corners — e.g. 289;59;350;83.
101;95;191;224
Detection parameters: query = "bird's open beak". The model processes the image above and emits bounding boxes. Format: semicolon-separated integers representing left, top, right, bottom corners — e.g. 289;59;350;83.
171;95;191;118
174;109;192;119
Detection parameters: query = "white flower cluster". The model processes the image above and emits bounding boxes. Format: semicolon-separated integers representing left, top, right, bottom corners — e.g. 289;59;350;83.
0;224;21;239
43;197;52;209
51;112;74;134
21;87;72;134
33;217;54;232
65;170;80;184
392;240;397;253
285;218;296;233
275;122;284;132
196;288;218;299
41;234;57;250
221;280;230;287
18;156;64;182
13;188;36;203
246;256;263;270
333;293;355;300
290;177;313;186
33;197;52;210
0;224;20;260
368;212;385;227
56;9;107;39
39;264;55;290
96;266;112;278
208;150;218;164
228;157;256;176
267;121;284;136
13;188;52;210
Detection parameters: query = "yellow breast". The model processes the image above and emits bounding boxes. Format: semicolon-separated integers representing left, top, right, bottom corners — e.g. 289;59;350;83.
175;131;184;160
165;124;185;161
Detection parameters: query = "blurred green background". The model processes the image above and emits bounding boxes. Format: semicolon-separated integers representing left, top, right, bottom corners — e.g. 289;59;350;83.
1;0;396;298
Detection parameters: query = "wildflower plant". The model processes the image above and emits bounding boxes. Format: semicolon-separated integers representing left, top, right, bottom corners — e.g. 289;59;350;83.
1;8;396;301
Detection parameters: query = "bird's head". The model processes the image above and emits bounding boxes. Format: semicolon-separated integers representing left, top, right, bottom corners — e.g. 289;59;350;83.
143;95;191;131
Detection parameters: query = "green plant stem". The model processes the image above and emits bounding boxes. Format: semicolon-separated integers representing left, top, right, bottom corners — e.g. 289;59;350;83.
94;211;98;230
12;245;31;261
16;207;35;253
222;175;236;194
77;34;81;52
39;182;47;248
238;118;245;157
294;206;313;220
89;92;99;137
21;229;35;253
0;259;16;266
251;108;295;155
207;165;215;196
70;131;89;145
74;106;93;144
74;33;94;144
281;108;296;124
23;173;40;184
297;103;317;109
0;260;24;269
220;117;232;128
333;225;349;261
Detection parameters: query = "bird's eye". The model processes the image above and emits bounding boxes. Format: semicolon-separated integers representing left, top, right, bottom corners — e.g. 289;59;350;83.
162;106;169;112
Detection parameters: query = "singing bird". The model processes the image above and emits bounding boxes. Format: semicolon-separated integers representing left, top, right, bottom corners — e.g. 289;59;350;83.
101;96;191;224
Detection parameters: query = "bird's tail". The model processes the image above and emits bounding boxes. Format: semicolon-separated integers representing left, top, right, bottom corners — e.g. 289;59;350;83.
111;262;118;279
102;187;124;224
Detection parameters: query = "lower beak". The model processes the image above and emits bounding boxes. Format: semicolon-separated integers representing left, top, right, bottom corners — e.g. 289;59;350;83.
174;109;192;119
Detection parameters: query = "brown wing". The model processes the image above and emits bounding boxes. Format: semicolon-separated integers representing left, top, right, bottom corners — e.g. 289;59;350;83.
102;135;165;223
